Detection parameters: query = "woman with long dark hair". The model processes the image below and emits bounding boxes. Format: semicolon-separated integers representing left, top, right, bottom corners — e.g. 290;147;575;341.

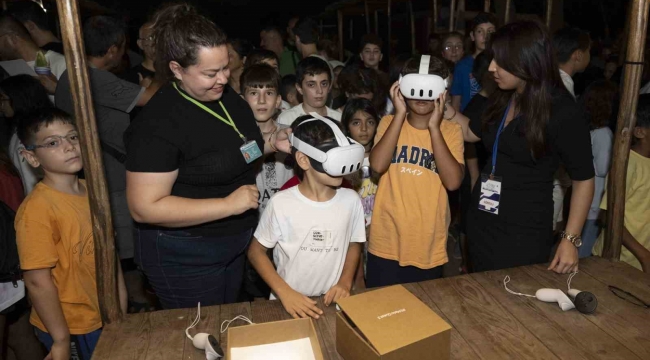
452;21;594;273
124;4;290;308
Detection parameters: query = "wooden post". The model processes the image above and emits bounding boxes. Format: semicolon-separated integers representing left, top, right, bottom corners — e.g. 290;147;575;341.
603;0;650;260
504;0;512;24
387;0;392;55
545;0;553;28
484;0;491;12
375;10;379;34
350;18;354;40
409;0;416;54
55;0;122;323
449;0;456;31
319;19;324;36
433;0;438;33
338;10;344;61
365;0;371;33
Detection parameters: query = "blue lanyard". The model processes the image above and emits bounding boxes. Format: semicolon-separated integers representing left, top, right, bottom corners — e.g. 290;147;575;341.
491;99;513;177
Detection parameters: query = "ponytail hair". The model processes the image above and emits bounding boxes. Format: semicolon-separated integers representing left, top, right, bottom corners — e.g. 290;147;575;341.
153;3;228;81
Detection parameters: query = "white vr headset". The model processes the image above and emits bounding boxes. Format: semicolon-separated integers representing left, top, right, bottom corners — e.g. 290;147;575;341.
399;55;449;100
289;112;366;177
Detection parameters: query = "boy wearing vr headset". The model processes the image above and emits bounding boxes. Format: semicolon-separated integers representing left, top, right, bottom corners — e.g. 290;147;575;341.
248;114;365;319
368;55;465;287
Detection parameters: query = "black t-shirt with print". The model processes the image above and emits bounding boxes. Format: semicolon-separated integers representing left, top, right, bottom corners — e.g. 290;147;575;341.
125;83;264;236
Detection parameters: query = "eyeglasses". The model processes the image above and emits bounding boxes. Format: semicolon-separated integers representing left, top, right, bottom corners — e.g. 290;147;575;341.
25;133;80;151
444;45;463;52
609;285;650;308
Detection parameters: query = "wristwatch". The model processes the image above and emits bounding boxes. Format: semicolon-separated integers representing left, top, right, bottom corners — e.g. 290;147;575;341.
560;231;582;248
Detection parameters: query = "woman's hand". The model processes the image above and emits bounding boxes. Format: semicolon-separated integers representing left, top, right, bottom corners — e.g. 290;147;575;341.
548;238;579;274
225;185;259;215
279;288;323;319
389;81;407;116
274;127;293;154
429;90;448;131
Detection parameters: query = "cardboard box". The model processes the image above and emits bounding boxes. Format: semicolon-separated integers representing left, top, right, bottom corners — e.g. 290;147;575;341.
226;318;324;360
336;285;451;360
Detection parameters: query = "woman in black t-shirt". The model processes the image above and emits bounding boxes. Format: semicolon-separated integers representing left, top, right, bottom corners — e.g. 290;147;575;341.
124;4;290;308
450;21;595;273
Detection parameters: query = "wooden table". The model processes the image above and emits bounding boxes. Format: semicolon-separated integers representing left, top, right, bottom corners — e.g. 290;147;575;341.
92;257;650;359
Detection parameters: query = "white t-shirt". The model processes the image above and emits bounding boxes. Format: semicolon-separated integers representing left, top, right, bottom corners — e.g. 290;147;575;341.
9;133;42;195
277;103;341;126
254;186;366;298
256;151;295;214
0;281;25;312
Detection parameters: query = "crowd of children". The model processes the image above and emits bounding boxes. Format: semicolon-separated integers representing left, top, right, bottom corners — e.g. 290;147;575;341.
0;1;649;359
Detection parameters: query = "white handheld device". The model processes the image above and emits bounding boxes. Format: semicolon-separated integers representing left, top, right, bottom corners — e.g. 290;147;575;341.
398;55;449;100
290;112;366;177
186;303;224;360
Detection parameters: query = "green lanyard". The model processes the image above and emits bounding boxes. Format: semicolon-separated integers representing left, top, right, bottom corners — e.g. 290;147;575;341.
173;82;246;142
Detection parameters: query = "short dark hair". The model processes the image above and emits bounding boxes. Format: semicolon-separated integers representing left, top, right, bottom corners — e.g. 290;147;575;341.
636;94;650;130
553;27;591;64
7;1;49;31
401;55;450;78
291;114;339;178
296;56;331;84
318;39;338;60
246;49;280;67
153;3;228;80
580;80;618;130
17;107;75;146
0;75;52;127
240;64;281;94
83;16;126;57
337;64;387;114
229;38;254;59
471;12;498;32
281;74;298;100
341;98;379;139
294;17;319;45
359;33;383;52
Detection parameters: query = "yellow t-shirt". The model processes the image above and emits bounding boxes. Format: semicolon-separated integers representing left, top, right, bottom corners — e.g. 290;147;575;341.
15;181;101;334
593;150;650;270
369;115;464;269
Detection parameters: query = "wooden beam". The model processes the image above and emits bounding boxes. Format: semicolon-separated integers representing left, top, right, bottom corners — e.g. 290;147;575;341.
387;0;392;57
55;0;121;323
338;10;344;61
375;10;379;34
449;0;456;31
603;0;650;261
433;0;438;33
504;0;512;24
545;0;553;28
365;0;371;33
484;0;491;12
409;0;415;54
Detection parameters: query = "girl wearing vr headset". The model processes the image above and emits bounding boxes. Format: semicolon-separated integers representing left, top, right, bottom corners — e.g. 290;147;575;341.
451;21;595;274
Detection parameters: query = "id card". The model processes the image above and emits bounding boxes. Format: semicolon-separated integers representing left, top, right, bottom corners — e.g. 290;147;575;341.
240;140;262;164
478;174;502;215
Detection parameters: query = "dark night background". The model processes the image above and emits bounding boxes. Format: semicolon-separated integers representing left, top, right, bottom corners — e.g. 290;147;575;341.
51;0;629;55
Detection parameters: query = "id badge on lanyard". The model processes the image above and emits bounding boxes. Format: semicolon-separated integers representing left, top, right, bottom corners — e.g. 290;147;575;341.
478;99;512;215
173;82;262;164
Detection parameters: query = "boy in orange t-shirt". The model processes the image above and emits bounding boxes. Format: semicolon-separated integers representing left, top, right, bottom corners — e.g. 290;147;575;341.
367;55;464;287
15;108;127;360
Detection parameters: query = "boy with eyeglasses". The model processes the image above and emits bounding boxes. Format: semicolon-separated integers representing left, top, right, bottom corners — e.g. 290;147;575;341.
14;108;127;360
450;12;497;112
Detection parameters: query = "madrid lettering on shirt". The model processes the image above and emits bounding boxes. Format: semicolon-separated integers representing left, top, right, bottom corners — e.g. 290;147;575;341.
391;145;438;175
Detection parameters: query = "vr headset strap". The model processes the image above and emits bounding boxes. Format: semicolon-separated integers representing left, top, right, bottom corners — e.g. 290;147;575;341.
419;55;431;75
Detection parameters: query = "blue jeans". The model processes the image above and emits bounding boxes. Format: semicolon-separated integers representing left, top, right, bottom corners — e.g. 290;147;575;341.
35;328;102;360
580;219;601;258
134;228;252;309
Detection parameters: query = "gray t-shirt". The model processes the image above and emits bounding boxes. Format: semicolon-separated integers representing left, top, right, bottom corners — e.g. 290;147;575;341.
55;67;144;193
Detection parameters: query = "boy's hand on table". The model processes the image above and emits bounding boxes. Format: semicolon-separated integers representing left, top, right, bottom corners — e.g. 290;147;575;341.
279;288;323;319
324;283;351;306
45;340;70;360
